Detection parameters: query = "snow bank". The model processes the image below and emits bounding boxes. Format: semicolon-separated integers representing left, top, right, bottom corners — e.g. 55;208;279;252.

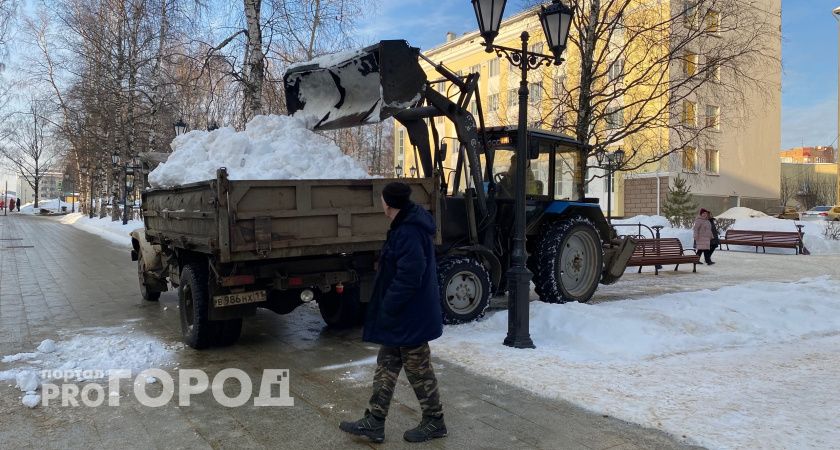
59;213;142;246
716;206;768;220
435;277;840;449
20;198;78;215
148;114;372;188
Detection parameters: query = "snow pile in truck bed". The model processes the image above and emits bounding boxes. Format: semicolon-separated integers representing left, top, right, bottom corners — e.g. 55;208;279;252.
148;114;372;188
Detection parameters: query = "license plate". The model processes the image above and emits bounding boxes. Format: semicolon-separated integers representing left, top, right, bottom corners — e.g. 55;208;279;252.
213;290;267;308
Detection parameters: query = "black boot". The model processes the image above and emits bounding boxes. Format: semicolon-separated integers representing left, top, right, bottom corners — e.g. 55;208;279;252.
339;409;385;443
403;415;447;442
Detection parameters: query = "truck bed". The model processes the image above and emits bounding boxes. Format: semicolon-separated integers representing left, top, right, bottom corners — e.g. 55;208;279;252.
142;169;439;263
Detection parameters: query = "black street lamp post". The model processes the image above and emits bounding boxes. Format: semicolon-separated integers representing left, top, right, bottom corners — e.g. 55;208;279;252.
82;162;96;219
114;152;142;225
395;164;403;178
473;0;573;349
595;148;625;222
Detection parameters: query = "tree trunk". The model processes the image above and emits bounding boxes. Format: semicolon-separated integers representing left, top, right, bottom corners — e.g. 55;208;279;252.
243;0;264;120
574;0;600;200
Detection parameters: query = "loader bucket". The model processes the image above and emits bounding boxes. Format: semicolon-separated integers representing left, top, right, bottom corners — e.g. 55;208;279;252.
284;40;427;130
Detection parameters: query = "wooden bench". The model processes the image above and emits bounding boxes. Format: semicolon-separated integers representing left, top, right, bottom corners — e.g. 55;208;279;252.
626;238;701;275
719;229;803;254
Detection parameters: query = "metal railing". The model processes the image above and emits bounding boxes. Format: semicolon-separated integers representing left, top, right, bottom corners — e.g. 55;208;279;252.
612;223;663;239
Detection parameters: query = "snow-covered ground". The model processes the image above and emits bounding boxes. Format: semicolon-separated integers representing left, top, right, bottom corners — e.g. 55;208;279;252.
436;277;840;449
149;114;373;187
58;213;142;246
0;324;184;408
19;198;79;215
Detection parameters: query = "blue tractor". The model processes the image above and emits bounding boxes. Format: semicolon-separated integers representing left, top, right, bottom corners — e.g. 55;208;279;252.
285;40;636;324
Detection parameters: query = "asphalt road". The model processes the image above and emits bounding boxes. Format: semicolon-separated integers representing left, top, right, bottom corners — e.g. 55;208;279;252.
0;213;700;450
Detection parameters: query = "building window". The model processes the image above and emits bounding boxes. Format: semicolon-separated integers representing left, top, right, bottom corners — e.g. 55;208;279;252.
682;100;696;127
609;58;624;81
398;129;405;158
508;88;518;107
488;93;499;111
606;106;623;128
705;105;719;130
529;82;542;103
682;147;698;172
705;9;720;34
488;58;500;77
705;149;719;174
683;51;697;77
529;42;543;55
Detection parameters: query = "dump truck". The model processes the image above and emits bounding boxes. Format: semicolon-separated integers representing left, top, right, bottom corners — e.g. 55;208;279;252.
132;40;635;349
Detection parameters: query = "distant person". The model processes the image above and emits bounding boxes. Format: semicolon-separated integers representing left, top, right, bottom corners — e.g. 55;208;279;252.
497;154;540;197
693;208;715;265
339;182;446;444
15;198;19;211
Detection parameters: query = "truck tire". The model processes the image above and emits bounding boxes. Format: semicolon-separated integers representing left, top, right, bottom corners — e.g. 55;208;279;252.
137;256;161;302
536;217;603;304
438;257;491;324
178;263;217;349
214;319;243;347
317;285;362;328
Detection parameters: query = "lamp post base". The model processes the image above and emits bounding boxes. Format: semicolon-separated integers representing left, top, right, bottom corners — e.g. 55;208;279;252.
503;265;536;349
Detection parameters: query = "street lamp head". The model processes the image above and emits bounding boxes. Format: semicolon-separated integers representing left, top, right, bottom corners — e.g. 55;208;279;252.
594;148;606;166
472;0;507;51
395;164;403;178
410;166;418;178
539;0;574;65
613;148;625;166
174;118;188;136
111;151;120;166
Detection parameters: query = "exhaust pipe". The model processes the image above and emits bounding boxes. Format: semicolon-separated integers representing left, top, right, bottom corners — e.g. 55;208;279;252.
284;40;427;130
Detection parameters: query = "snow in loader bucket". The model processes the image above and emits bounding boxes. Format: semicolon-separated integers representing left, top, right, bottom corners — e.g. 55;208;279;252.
284;40;427;130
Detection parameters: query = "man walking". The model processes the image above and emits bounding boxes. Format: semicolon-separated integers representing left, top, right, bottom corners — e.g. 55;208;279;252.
340;182;446;443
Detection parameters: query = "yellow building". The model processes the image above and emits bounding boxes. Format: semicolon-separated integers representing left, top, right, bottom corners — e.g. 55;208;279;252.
394;1;781;217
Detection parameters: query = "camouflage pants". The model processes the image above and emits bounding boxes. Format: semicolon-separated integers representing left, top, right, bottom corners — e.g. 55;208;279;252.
368;343;443;419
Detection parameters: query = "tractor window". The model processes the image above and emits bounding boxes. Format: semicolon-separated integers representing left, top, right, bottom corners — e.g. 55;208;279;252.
555;148;581;200
489;148;549;198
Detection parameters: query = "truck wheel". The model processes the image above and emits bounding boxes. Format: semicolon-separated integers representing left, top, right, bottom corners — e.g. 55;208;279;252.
214;319;242;347
317;285;361;328
137;257;161;302
179;263;217;349
438;257;491;324
537;217;603;304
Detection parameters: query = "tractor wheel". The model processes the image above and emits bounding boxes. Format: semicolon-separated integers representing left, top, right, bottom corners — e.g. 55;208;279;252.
536;217;603;304
438;257;491;324
137;256;161;302
317;284;362;328
178;263;217;349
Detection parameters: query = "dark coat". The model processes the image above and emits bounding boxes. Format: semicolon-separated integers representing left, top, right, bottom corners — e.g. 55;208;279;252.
363;203;443;347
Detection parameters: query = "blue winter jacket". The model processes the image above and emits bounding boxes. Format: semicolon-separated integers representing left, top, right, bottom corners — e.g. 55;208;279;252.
363;202;443;347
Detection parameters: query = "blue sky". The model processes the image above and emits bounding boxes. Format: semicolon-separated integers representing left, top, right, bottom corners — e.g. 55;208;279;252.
357;0;839;151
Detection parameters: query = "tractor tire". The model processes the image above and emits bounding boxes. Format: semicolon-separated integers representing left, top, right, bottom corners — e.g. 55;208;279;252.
178;263;217;349
137;256;161;302
317;284;362;328
438;257;491;324
536;217;603;304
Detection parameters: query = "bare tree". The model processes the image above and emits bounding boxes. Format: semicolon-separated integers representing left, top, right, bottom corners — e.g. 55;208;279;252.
519;0;780;197
0;99;60;208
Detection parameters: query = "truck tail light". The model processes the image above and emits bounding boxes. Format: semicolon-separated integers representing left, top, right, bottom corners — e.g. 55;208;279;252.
221;275;255;287
335;283;344;294
288;277;303;287
820;212;828;216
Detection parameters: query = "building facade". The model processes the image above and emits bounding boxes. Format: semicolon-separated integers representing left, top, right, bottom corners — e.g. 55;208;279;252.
779;146;836;164
393;1;782;217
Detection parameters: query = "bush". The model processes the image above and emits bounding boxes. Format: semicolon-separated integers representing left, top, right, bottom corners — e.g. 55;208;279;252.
823;221;840;241
715;218;735;232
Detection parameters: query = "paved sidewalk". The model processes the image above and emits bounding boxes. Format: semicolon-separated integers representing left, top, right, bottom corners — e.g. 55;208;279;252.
0;213;700;449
